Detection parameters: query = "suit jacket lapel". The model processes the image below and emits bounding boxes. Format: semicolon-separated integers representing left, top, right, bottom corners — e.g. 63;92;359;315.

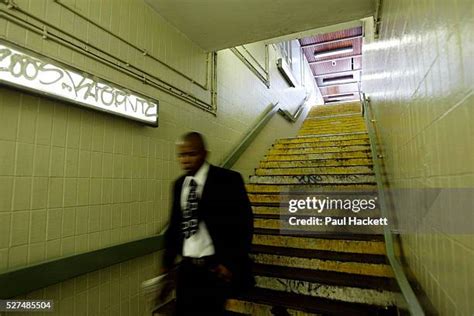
200;164;214;208
175;176;186;214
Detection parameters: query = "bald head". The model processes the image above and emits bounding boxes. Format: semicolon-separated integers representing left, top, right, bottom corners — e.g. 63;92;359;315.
176;132;208;175
181;132;207;152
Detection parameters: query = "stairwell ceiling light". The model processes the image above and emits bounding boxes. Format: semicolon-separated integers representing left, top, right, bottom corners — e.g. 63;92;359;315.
322;75;355;85
321;78;356;85
314;46;353;59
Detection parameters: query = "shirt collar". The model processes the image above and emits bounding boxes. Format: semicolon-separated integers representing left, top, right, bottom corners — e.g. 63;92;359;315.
189;161;209;187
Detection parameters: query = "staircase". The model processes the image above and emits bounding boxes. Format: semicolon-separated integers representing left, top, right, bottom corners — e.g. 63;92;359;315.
225;102;405;315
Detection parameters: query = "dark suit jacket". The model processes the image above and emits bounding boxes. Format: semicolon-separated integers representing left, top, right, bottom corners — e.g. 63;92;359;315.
163;164;254;292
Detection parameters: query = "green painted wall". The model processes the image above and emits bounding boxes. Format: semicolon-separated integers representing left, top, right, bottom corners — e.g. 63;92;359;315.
0;0;320;314
362;0;473;314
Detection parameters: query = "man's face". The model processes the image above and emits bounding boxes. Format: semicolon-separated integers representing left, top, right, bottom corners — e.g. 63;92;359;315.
177;140;206;175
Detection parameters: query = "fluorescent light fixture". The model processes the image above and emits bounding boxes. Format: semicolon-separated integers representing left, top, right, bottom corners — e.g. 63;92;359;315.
0;41;159;126
314;46;353;58
321;78;356;85
322;75;355;85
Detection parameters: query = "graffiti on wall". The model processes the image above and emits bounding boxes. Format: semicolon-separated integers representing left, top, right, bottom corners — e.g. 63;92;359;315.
0;41;158;126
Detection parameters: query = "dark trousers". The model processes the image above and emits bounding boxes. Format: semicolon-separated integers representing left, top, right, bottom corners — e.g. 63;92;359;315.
175;259;231;316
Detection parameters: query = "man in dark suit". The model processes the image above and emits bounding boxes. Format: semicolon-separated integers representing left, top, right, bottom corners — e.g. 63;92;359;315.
162;132;254;315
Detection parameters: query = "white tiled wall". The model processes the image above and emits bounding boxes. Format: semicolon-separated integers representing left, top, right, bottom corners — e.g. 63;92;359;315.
362;0;473;314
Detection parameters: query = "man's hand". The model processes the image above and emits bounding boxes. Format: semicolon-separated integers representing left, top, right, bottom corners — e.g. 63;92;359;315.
211;264;233;282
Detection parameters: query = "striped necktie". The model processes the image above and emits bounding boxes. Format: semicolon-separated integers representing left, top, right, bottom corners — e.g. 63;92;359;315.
182;179;199;239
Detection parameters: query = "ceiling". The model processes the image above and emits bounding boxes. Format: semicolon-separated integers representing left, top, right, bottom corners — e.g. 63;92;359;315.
300;26;363;104
145;0;376;51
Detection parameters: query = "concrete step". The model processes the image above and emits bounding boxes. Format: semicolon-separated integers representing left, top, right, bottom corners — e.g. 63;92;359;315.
249;173;376;185
227;288;399;316
253;215;385;235
266;147;371;157
251;244;387;265
255;166;373;176
298;128;367;137
298;124;367;131
307;103;362;117
304;112;362;121
253;228;386;255
277;132;368;144
299;123;366;132
246;183;377;194
304;113;364;120
253;263;396;291
252;206;380;217
226;297;322;316
300;119;366;128
306;111;362;119
155;295;398;316
248;191;378;203
273;138;370;149
300;121;366;130
252;264;402;307
264;150;372;162
251;252;391;278
258;158;373;169
268;144;371;155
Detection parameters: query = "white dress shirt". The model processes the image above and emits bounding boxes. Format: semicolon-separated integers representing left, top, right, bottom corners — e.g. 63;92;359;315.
180;162;215;257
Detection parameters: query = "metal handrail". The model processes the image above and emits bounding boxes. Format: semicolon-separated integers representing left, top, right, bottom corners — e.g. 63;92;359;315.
221;102;279;169
221;95;309;169
278;93;310;123
361;93;424;316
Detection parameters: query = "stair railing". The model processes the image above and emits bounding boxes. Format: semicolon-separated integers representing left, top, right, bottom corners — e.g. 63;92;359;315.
361;93;425;316
277;93;309;123
221;93;310;169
